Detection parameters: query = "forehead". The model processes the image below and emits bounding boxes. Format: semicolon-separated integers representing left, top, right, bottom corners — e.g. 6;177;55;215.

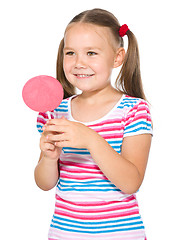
64;23;115;49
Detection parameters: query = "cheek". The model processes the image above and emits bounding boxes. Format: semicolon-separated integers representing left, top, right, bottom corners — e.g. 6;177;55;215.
95;59;114;81
63;64;70;85
94;61;111;76
63;58;72;77
63;59;75;85
90;60;103;73
102;57;115;73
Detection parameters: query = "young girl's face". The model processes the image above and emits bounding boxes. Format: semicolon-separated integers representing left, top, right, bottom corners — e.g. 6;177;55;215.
63;23;117;93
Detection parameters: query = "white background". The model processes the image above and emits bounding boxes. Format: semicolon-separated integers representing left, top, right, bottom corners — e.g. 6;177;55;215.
0;0;172;239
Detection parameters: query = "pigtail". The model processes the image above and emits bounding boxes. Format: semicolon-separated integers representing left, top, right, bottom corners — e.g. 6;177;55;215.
56;38;76;99
116;30;146;100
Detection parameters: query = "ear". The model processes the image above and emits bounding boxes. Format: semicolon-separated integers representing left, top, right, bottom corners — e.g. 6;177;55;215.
113;48;125;68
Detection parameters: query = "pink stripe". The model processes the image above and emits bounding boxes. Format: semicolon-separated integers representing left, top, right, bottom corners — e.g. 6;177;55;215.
126;109;148;118
59;160;100;170
126;104;150;120
49;227;145;240
55;201;138;214
37;111;54;124
38;112;48;118
94;125;123;133
125;116;150;128
37;117;46;125
125;113;151;124
88;118;122;127
60;166;102;174
49;230;145;240
55;194;135;206
60;155;92;162
60;173;108;180
54;209;139;220
101;133;123;139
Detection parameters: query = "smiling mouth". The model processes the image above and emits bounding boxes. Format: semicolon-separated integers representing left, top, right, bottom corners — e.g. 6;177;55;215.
74;74;94;78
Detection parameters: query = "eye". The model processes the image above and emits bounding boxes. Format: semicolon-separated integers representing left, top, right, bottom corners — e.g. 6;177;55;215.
87;51;97;56
65;51;75;56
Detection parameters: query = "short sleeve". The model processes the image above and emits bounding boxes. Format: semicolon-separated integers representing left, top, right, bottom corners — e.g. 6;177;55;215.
123;100;153;138
36;98;67;134
36;111;54;134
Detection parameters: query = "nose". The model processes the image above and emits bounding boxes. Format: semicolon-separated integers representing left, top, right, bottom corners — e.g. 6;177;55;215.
75;54;86;69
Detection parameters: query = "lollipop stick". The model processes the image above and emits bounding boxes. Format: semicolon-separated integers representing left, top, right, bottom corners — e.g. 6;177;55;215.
47;111;51;119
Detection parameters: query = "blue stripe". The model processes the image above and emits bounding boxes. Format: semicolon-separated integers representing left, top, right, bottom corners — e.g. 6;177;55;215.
50;224;144;234
55;109;68;112
107;140;122;144
52;219;143;230
38;129;43;134
125;126;152;135
111;146;121;152
57;185;120;192
59;179;112;184
63;150;90;155
63;147;88;151
125;121;151;131
118;104;133;109
63;146;120;154
115;150;121;154
58;104;68;108
59;183;117;188
53;215;141;225
118;103;138;109
36;124;43;128
117;99;139;109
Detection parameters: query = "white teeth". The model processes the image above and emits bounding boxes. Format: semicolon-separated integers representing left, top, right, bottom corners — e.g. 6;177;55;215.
76;74;92;77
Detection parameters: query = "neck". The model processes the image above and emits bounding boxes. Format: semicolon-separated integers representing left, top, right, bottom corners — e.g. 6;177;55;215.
79;86;120;105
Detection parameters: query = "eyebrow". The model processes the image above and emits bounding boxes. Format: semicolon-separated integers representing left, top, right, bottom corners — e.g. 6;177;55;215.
63;47;102;51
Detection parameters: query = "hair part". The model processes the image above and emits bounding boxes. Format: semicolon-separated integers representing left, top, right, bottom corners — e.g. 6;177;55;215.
56;8;146;100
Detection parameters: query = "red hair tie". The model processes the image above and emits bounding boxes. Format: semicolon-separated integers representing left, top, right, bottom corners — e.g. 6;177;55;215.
119;24;129;37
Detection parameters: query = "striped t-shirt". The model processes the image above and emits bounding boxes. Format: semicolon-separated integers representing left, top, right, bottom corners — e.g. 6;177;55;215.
37;94;152;240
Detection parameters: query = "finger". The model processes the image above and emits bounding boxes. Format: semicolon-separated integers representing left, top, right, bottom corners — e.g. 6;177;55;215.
41;142;55;151
46;132;67;142
55;140;70;148
61;116;66;120
46;118;69;126
43;124;68;134
40;134;56;147
42;123;51;135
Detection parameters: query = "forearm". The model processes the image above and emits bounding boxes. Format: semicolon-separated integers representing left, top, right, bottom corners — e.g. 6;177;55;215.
34;155;59;191
88;131;141;194
42;119;150;194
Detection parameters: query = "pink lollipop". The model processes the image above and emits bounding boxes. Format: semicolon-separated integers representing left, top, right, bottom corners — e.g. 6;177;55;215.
22;75;64;118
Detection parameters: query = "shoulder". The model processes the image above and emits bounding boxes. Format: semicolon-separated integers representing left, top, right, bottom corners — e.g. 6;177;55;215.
53;95;76;119
54;97;70;113
118;95;149;111
118;95;151;119
121;95;153;137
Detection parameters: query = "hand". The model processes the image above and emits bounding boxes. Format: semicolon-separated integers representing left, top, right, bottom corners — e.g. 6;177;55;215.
40;124;62;161
43;118;95;149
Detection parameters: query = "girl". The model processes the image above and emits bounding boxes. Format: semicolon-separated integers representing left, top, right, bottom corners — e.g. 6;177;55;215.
35;8;152;240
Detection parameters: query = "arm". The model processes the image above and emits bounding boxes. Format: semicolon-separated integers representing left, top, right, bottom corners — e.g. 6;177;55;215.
34;127;62;191
34;153;59;191
87;131;152;194
44;118;152;194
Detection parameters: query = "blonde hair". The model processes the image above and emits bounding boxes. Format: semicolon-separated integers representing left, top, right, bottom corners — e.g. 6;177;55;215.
56;8;146;100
